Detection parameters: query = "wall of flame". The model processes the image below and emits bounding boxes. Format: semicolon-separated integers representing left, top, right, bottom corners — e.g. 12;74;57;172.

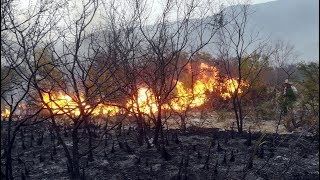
1;63;248;118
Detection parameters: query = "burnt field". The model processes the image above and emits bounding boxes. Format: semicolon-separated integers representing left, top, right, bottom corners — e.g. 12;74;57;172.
1;122;319;180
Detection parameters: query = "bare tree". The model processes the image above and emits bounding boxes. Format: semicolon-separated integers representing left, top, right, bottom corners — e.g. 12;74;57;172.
216;2;271;133
1;0;65;179
99;0;150;146
28;0;135;177
33;0;100;177
271;40;300;87
134;0;224;146
262;40;301;133
168;52;219;132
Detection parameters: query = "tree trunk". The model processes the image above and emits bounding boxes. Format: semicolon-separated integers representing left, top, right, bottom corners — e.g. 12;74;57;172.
5;129;18;180
143;121;151;148
87;128;94;162
160;120;164;146
71;129;80;178
5;118;13;180
5;146;13;180
232;98;242;133
238;100;244;133
136;114;144;146
50;117;74;176
180;115;186;133
153;107;162;145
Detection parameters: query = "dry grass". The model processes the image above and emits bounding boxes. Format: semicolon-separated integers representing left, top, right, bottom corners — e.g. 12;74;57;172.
165;111;290;134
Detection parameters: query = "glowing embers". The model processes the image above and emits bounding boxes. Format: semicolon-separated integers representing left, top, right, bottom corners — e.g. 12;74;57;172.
127;87;158;115
1;108;10;118
91;104;120;117
220;79;249;99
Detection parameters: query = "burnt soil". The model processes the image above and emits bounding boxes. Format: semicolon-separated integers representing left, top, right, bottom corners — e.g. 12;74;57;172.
1;122;319;180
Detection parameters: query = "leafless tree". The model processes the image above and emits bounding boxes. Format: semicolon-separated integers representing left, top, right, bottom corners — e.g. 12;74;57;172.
99;0;151;146
216;2;271;133
1;0;65;179
270;40;300;87
27;0;138;177
32;0;101;178
135;0;224;145
167;52;219;132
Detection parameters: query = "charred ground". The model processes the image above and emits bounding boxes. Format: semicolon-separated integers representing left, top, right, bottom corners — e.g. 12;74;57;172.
1;121;319;180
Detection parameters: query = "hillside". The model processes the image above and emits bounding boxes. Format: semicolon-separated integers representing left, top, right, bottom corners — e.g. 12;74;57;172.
246;0;318;61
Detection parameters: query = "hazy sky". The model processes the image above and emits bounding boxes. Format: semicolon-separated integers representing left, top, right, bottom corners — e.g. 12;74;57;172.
17;0;277;27
20;0;275;7
251;0;275;4
19;0;276;15
16;0;280;33
146;0;276;23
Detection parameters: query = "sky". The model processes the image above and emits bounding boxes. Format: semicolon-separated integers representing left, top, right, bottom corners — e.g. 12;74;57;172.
145;0;276;24
16;0;277;28
250;0;275;4
18;0;276;18
13;0;318;61
19;0;275;7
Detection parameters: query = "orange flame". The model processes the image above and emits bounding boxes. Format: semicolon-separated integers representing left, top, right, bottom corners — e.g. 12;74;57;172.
91;104;120;117
170;63;218;111
127;87;158;114
39;63;249;118
199;63;217;92
42;92;120;117
220;79;249;99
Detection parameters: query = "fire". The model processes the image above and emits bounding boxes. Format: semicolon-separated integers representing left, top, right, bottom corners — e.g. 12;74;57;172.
42;92;120;117
42;92;84;116
1;108;10;118
91;104;120;117
170;81;208;110
36;63;248;118
199;63;217;92
127;87;158;114
220;79;249;99
192;80;208;106
170;81;193;111
171;63;218;111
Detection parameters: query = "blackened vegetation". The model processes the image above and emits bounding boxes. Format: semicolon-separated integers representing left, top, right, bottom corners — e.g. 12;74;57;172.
124;141;134;154
161;146;172;161
229;150;235;162
0;122;319;180
174;132;181;144
244;128;252;146
110;141;115;153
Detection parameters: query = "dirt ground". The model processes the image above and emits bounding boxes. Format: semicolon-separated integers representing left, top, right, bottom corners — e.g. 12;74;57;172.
1;116;319;180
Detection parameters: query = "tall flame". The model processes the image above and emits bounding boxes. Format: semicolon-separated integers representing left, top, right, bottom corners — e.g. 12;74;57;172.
199;63;217;92
127;87;158;114
170;63;219;111
220;79;249;99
